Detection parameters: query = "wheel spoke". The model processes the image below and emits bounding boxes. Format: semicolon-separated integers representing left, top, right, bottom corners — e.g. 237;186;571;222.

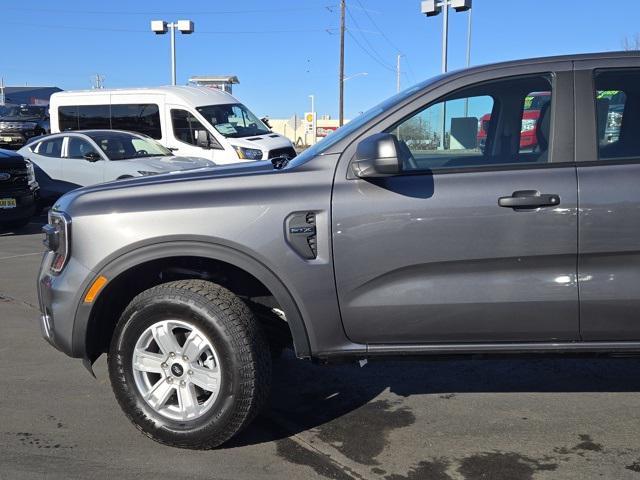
151;322;180;355
146;378;174;410
182;330;208;361
132;350;164;373
190;365;219;393
178;383;199;419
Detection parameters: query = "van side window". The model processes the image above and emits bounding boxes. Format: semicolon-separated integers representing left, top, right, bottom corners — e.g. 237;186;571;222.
111;104;162;139
59;106;79;131
78;105;111;130
171;109;207;146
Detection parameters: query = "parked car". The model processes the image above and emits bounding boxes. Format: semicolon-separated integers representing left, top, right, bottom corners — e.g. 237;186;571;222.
0;104;49;150
49;86;296;165
0;149;38;229
19;130;215;205
38;51;640;449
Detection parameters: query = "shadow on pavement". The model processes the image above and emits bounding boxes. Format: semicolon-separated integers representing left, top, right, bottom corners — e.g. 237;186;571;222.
228;352;640;451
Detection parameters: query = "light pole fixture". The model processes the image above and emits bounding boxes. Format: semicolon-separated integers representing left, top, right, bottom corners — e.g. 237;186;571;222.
421;0;471;73
151;19;194;85
343;72;368;82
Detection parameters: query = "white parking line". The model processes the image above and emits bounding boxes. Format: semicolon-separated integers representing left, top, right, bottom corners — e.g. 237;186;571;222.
0;252;42;261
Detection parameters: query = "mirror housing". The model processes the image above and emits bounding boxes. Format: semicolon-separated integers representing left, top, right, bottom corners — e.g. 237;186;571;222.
83;151;101;162
195;130;212;149
351;133;403;178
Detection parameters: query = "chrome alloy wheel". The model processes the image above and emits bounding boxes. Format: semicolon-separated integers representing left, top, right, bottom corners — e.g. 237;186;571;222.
131;319;221;421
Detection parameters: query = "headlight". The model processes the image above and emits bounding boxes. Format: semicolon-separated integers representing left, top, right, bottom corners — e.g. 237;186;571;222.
137;170;159;176
26;160;36;184
0;121;37;131
521;119;537;132
43;211;71;274
233;146;263;160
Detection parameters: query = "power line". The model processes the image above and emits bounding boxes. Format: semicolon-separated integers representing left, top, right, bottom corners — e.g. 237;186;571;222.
1;21;335;35
354;0;403;54
1;5;339;16
346;30;395;72
345;6;393;69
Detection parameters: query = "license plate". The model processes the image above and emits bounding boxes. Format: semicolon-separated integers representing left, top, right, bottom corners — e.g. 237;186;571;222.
0;198;16;209
2;137;13;142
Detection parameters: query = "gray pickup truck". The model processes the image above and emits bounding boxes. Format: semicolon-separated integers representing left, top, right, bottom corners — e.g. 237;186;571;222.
38;51;640;448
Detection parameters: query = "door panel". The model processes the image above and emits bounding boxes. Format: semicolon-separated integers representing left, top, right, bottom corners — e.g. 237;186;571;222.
61;137;104;187
332;69;578;345
332;169;578;343
574;61;640;340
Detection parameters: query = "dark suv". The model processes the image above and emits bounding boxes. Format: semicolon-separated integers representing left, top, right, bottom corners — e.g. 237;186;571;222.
0;104;49;150
0;149;39;228
37;51;640;448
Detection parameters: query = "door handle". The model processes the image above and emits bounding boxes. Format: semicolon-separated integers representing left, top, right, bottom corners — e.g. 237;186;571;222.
498;190;560;209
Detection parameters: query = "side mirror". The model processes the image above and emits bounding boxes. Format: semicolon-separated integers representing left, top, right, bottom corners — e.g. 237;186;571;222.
351;133;403;178
83;151;101;162
195;130;212;149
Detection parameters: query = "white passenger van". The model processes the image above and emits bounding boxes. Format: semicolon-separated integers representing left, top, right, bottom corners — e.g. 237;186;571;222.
49;86;296;165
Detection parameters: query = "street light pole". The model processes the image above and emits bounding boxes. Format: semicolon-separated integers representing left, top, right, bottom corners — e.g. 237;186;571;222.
441;3;449;73
151;20;194;86
339;0;346;126
421;0;472;149
169;23;177;86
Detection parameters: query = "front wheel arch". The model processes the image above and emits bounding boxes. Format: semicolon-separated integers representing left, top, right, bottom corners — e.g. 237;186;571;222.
74;240;311;362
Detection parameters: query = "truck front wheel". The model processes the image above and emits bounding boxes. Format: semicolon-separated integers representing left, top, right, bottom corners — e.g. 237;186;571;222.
108;279;271;449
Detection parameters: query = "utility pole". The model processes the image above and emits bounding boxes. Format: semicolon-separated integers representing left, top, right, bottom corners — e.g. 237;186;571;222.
463;8;472;116
396;54;404;93
339;0;345;126
91;74;105;89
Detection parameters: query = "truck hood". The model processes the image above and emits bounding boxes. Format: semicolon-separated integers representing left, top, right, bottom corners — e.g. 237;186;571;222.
125;155;215;172
227;133;293;153
52;159;278;214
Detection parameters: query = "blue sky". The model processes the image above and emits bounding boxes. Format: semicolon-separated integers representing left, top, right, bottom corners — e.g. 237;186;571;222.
3;1;638;119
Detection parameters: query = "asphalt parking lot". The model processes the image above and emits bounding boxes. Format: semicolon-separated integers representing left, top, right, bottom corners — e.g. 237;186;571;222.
3;217;640;480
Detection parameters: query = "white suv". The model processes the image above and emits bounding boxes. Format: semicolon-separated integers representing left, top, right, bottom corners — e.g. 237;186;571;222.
19;130;214;204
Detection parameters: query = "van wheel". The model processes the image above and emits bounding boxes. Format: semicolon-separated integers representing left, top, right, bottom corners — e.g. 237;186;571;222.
108;280;271;449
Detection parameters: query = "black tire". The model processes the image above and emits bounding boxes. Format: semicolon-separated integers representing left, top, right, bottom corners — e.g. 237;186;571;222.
108;279;271;449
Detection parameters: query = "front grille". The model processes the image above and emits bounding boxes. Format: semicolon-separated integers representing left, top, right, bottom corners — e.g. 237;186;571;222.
0;167;29;191
268;147;297;160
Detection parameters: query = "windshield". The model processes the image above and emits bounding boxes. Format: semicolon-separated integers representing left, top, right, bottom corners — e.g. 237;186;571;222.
197;103;270;138
85;131;172;160
0;104;47;118
286;79;433;169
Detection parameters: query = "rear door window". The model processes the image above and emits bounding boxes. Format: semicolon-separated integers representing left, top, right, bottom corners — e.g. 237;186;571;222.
594;69;640;160
37;138;63;157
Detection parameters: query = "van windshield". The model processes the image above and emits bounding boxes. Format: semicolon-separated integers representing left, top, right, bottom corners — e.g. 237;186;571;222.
197;104;270;138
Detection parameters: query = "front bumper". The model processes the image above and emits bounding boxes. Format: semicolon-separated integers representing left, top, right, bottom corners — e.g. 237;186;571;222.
0;131;36;149
37;252;94;357
0;186;38;222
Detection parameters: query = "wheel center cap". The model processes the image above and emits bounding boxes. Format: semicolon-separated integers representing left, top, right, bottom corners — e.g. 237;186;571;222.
170;363;184;377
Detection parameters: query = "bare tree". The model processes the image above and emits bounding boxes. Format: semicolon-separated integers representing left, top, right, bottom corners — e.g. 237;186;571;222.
622;33;640;51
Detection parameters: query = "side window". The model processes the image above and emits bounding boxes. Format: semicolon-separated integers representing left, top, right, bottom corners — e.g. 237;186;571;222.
390;74;553;171
66;137;99;159
519;91;551;154
77;105;111;130
111;104;162;139
38;138;63;157
171;109;207;146
595;69;640;160
58;106;79;131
